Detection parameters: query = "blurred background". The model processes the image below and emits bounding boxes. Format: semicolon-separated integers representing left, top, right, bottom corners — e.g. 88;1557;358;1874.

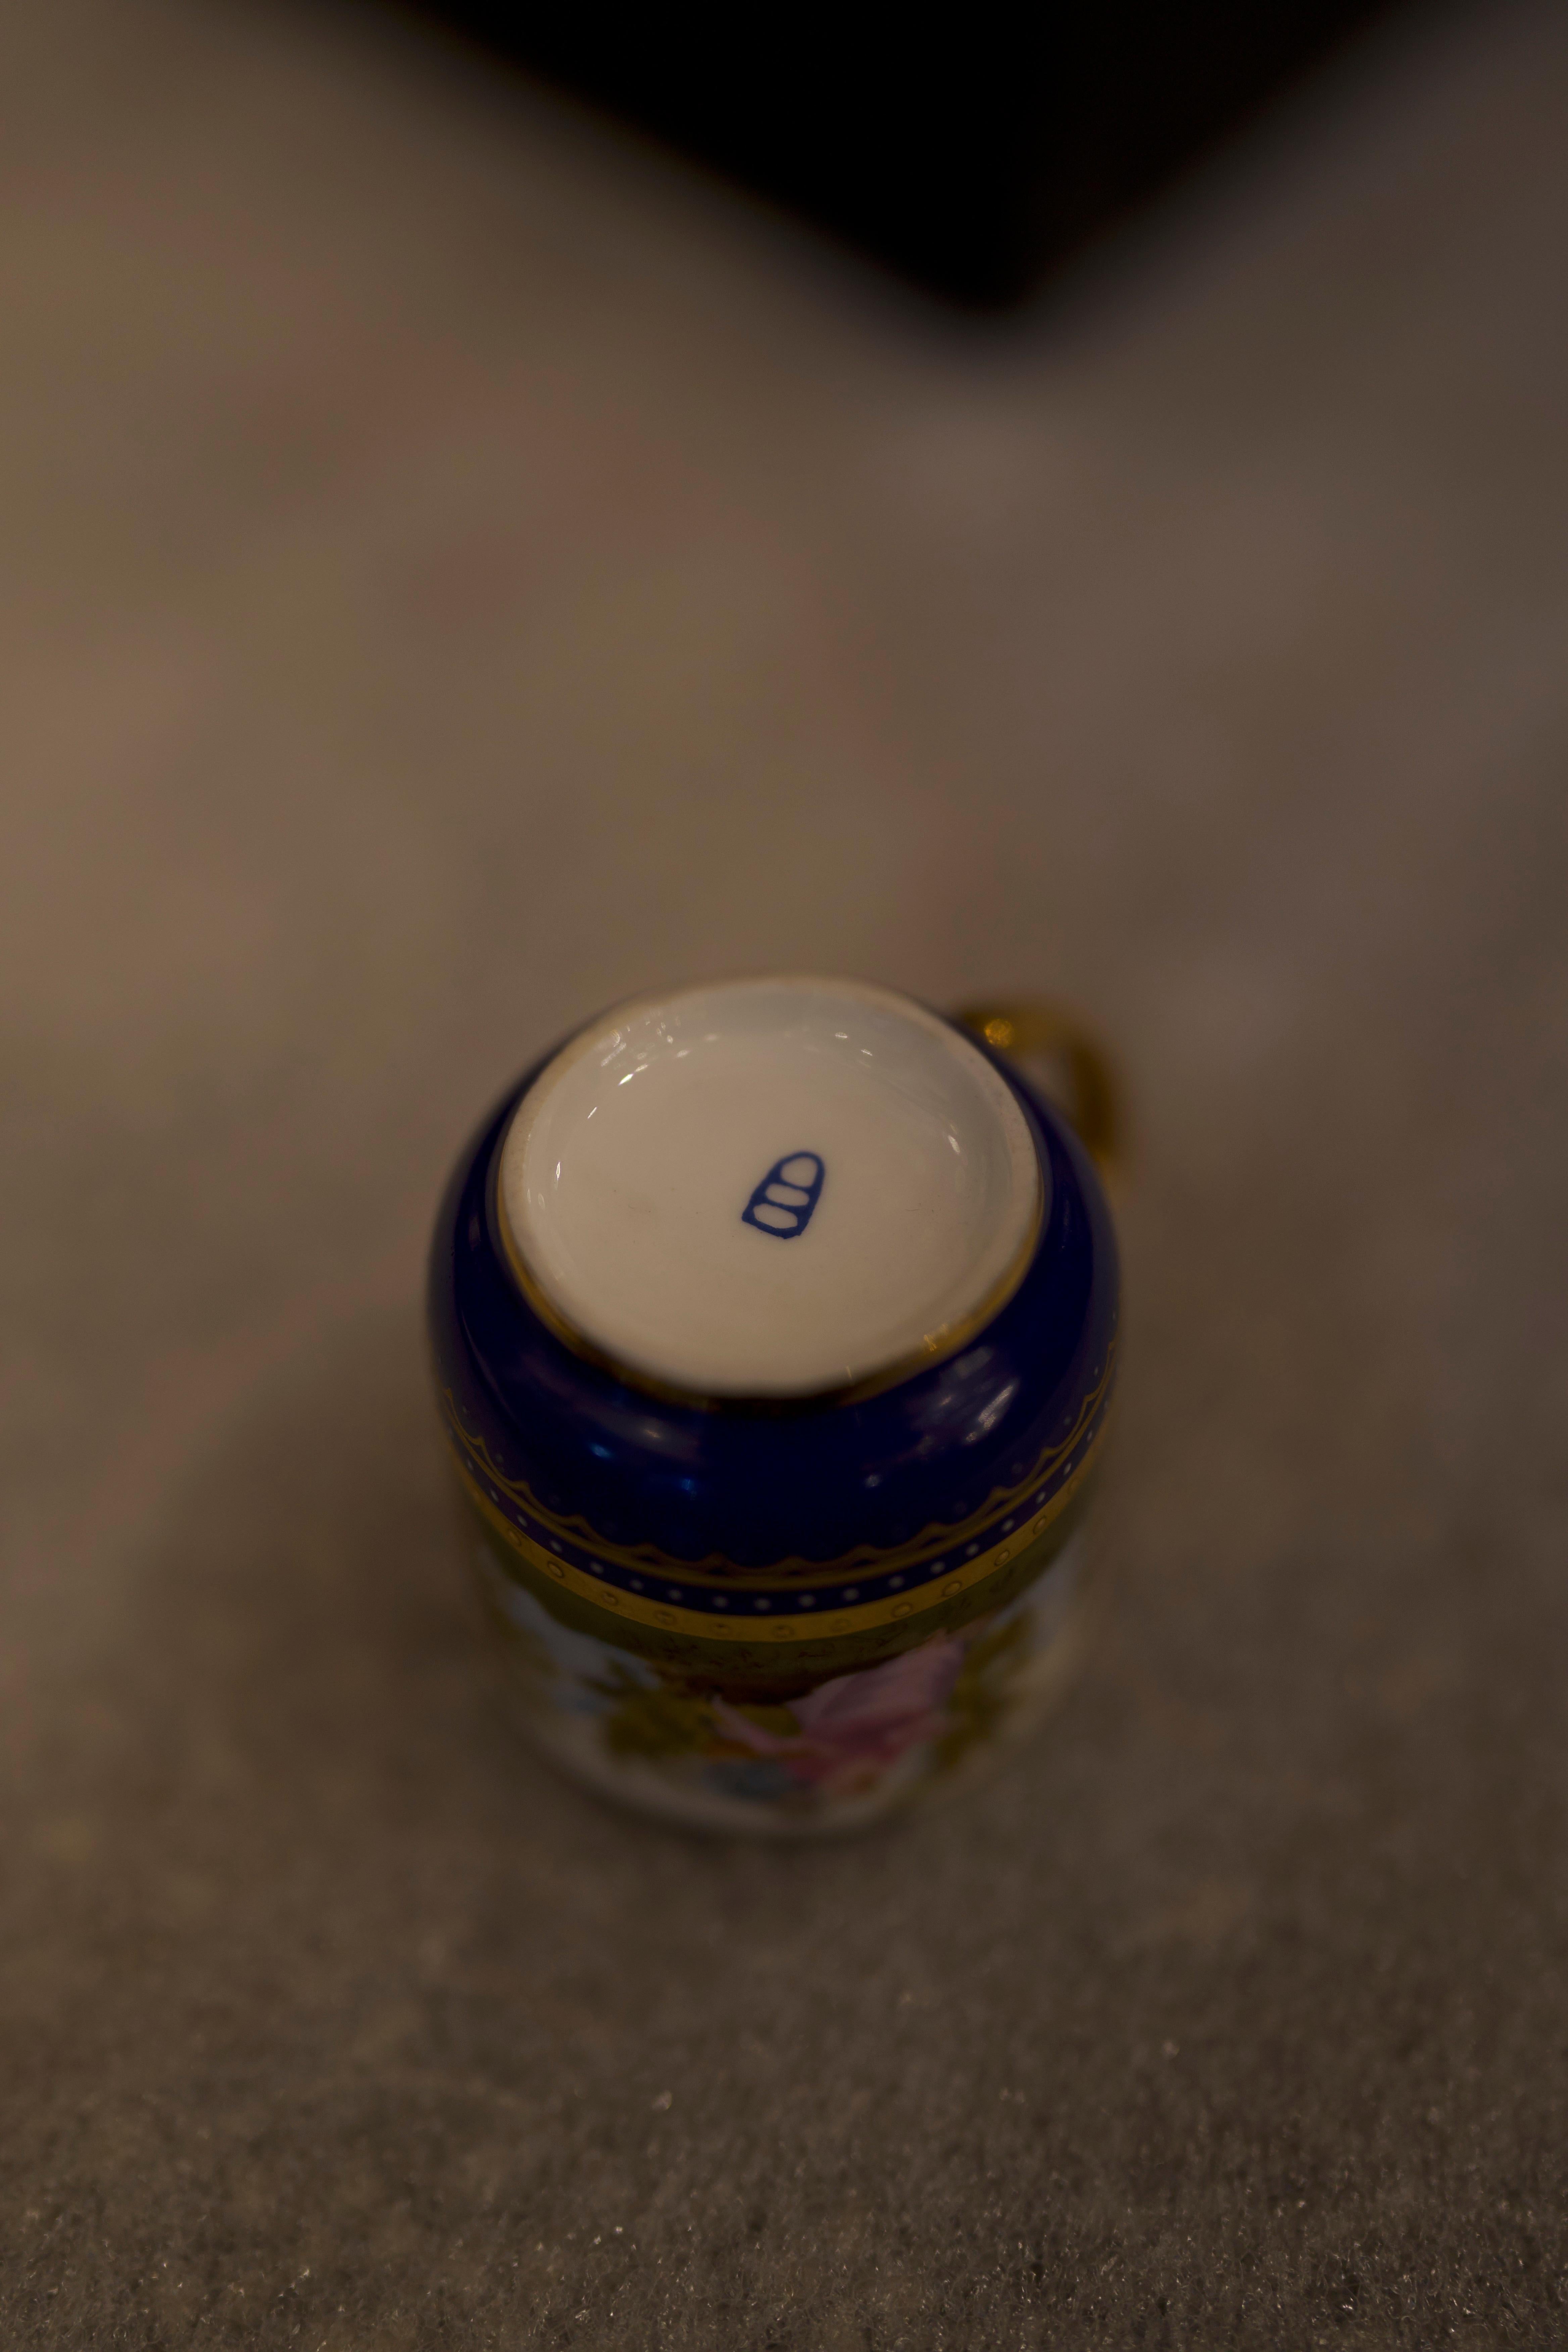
411;0;1390;303
3;0;1566;2343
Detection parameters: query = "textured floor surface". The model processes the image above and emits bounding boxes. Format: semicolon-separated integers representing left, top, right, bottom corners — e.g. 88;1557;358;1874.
3;1;1567;2343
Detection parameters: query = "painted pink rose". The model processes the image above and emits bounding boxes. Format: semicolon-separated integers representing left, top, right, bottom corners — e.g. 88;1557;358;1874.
712;1636;965;1797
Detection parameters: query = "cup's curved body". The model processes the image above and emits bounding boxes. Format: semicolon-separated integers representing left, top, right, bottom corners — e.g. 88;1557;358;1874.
427;990;1119;1835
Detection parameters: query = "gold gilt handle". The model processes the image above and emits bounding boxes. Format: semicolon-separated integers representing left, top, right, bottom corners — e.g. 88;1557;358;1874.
955;1000;1122;1174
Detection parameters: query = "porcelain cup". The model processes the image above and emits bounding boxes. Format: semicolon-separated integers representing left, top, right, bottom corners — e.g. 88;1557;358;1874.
427;977;1120;1835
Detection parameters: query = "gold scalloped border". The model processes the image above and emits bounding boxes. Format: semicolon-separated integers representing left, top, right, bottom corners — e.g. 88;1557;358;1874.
457;1445;1096;1644
440;1327;1115;1584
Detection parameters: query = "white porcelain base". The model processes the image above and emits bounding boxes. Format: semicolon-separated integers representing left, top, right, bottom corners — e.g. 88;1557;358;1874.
499;976;1042;1398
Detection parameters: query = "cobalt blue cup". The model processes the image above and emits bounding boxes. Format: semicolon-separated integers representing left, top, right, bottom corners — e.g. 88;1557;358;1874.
428;980;1119;1834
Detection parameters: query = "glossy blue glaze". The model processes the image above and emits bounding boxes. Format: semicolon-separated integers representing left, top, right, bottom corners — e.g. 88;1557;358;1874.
428;1023;1118;1578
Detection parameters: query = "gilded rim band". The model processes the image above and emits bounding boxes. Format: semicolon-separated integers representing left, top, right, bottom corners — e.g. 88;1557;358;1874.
440;1331;1115;1588
459;1447;1097;1647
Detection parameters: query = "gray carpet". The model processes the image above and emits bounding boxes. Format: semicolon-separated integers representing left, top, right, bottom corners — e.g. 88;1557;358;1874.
3;1;1566;2342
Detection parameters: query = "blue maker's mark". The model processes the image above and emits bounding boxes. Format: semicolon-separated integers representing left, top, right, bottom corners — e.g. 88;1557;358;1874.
741;1152;825;1240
